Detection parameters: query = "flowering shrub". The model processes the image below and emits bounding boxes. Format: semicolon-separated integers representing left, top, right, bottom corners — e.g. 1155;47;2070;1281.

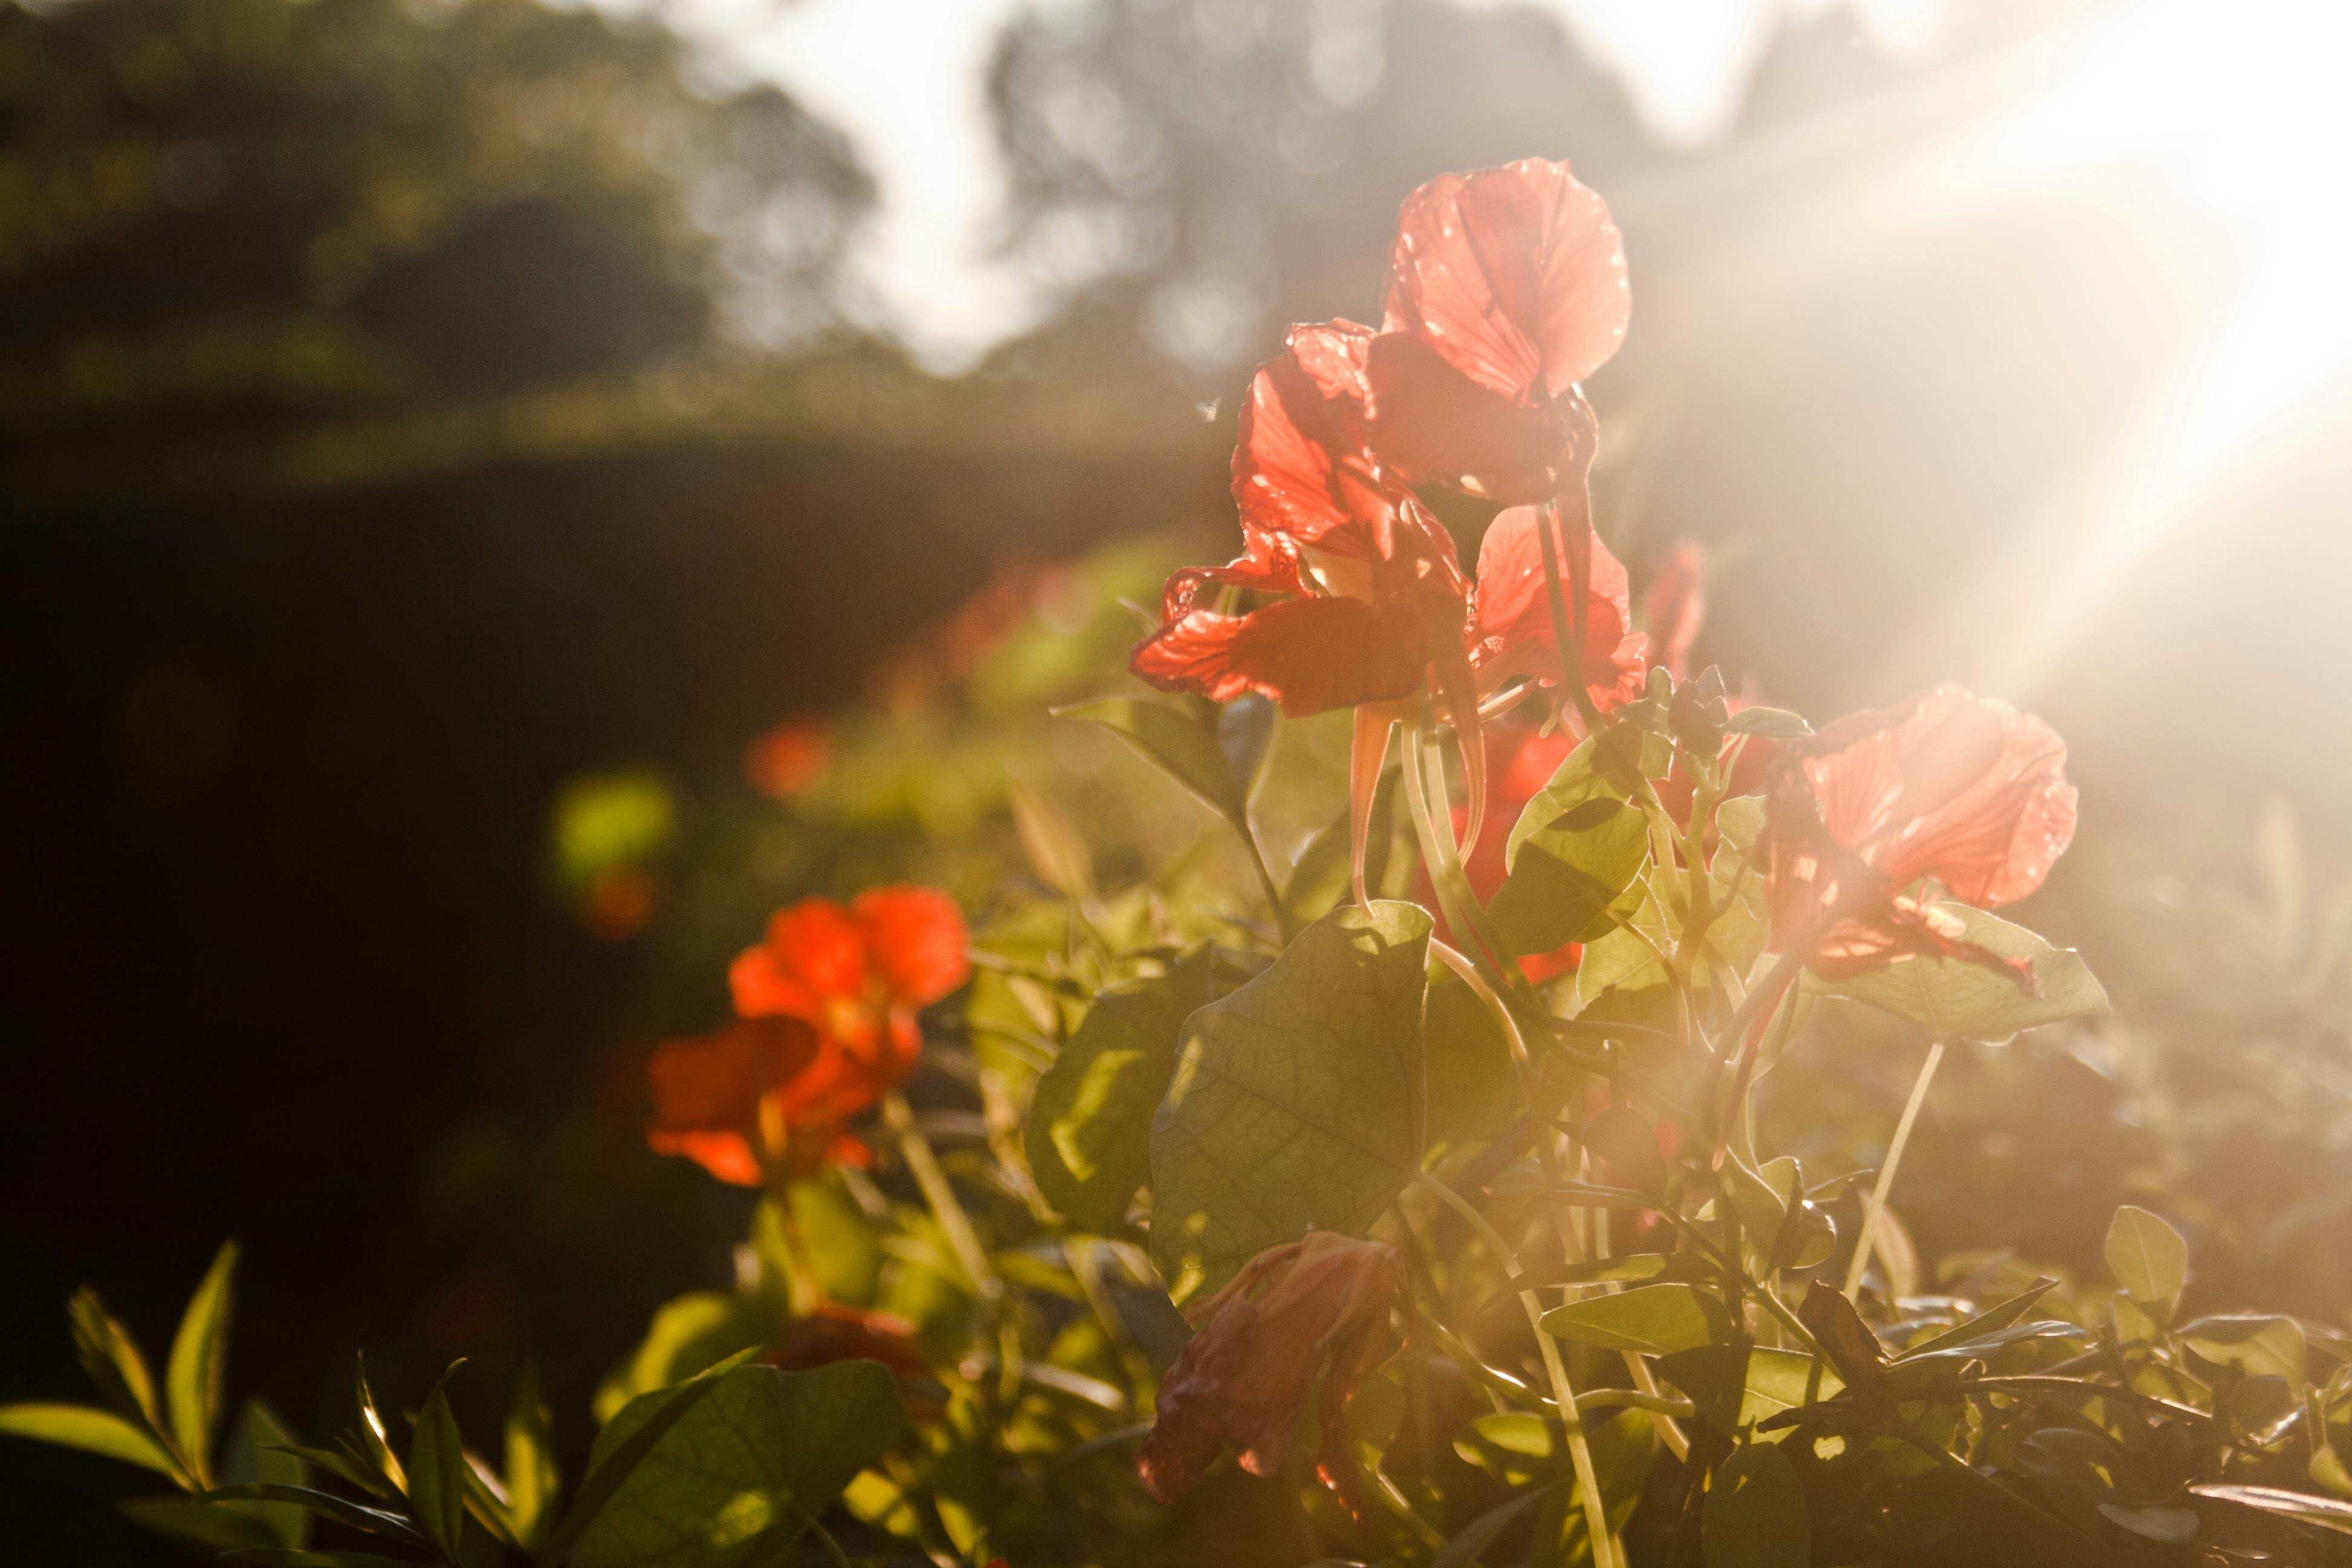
12;156;2352;1568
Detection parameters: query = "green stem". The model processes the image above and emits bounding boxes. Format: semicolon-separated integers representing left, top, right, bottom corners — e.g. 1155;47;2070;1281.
883;1093;1000;1305
1842;1040;1945;1299
1536;498;1606;736
1415;1172;1622;1568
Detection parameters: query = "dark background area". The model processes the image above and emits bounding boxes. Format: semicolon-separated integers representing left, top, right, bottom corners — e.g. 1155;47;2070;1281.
7;0;2350;1557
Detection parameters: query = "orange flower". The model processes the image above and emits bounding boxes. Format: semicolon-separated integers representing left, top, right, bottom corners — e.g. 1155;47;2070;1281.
644;1016;869;1184
1765;685;2078;982
1469;503;1649;711
1423;722;1584;984
1136;1232;1407;1518
729;887;970;1104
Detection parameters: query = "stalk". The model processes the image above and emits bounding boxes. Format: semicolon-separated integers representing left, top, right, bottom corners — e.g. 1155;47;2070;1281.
1414;1173;1621;1568
882;1093;1001;1304
1841;1040;1946;1299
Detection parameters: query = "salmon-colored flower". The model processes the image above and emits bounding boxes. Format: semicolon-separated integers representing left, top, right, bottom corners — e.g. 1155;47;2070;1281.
644;1016;869;1184
729;887;971;1103
1136;1233;1407;1518
1365;158;1628;505
1470;502;1648;710
1765;685;2078;982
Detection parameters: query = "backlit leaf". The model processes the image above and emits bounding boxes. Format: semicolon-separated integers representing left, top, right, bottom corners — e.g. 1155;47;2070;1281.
1810;903;2108;1042
1027;947;1221;1232
1540;1284;1734;1356
503;1366;558;1552
1724;707;1813;739
1149;901;1431;1305
2181;1316;2307;1388
1054;697;1248;824
1489;797;1650;955
2105;1206;2187;1318
566;1362;907;1568
0;1402;180;1478
407;1362;467;1563
224;1400;309;1549
165;1241;238;1484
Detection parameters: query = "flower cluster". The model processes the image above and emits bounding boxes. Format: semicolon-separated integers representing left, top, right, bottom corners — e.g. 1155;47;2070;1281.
645;886;969;1184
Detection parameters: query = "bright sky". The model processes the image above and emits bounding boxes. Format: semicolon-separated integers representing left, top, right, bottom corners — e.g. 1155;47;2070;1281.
627;0;1949;368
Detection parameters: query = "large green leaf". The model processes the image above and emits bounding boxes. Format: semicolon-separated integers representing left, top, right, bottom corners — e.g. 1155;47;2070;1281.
1027;947;1221;1232
408;1362;468;1564
1655;1347;1843;1440
166;1241;238;1482
1149;901;1431;1305
1503;727;1665;868
67;1288;174;1471
2181;1316;2308;1388
1540;1284;1736;1356
1280;765;1412;929
1809;903;2108;1042
0;1402;180;1478
566;1362;907;1568
1488;797;1650;956
1054;697;1249;824
2105;1206;2187;1320
1703;1441;1811;1568
122;1495;287;1554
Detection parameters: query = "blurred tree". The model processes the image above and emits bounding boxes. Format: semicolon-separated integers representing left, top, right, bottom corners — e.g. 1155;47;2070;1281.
0;0;871;489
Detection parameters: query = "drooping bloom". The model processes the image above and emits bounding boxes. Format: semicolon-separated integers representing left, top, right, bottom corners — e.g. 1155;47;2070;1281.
1136;1232;1407;1517
730;886;971;1098
1365;158;1629;505
1764;685;2078;982
644;1015;867;1184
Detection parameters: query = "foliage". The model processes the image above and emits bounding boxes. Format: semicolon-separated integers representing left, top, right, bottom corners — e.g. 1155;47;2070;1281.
14;152;2352;1568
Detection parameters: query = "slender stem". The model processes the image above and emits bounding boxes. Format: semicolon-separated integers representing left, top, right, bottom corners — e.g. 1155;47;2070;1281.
1842;1040;1946;1299
1415;1173;1621;1568
883;1093;1001;1302
1535;499;1606;735
1238;814;1292;938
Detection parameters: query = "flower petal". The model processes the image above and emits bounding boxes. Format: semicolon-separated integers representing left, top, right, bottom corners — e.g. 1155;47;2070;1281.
852;886;970;1010
1472;495;1647;708
1382;158;1628;402
1232;323;1399;550
1134;593;1428;717
644;1016;824;1186
732;899;867;1021
1364;330;1576;503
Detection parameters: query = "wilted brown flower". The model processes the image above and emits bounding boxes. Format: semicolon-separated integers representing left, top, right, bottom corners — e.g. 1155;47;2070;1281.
1135;1232;1408;1517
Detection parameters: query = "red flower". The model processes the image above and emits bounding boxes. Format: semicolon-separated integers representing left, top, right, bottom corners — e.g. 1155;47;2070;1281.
1470;502;1648;710
644;1016;869;1184
1136;1232;1407;1518
745;719;831;799
730;887;970;1097
1765;686;2078;982
1365;158;1629;505
642;886;969;1185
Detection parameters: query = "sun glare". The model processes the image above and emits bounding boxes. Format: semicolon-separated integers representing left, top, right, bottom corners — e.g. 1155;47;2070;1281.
1947;0;2352;608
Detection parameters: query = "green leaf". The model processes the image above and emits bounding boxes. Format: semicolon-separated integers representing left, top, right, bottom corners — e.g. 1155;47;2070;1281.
67;1288;174;1469
2181;1316;2308;1388
351;1357;409;1494
2190;1485;2352;1538
1540;1284;1735;1356
1503;727;1662;869
1423;974;1519;1151
206;1483;425;1545
564;1362;907;1568
592;1293;763;1425
1895;1277;2060;1361
166;1241;238;1485
1055;696;1248;824
503;1365;559;1552
1655;1347;1843;1440
1724;707;1814;739
1149;901;1432;1305
122;1495;288;1554
1217;693;1278;803
224;1400;310;1549
1809;903;2109;1042
1489;797;1650;955
1704;1441;1811;1568
1027;947;1221;1232
2105;1206;2187;1318
0;1402;181;1478
1432;1485;1553;1568
1007;779;1097;904
407;1362;468;1563
537;1353;753;1566
2097;1504;2199;1545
